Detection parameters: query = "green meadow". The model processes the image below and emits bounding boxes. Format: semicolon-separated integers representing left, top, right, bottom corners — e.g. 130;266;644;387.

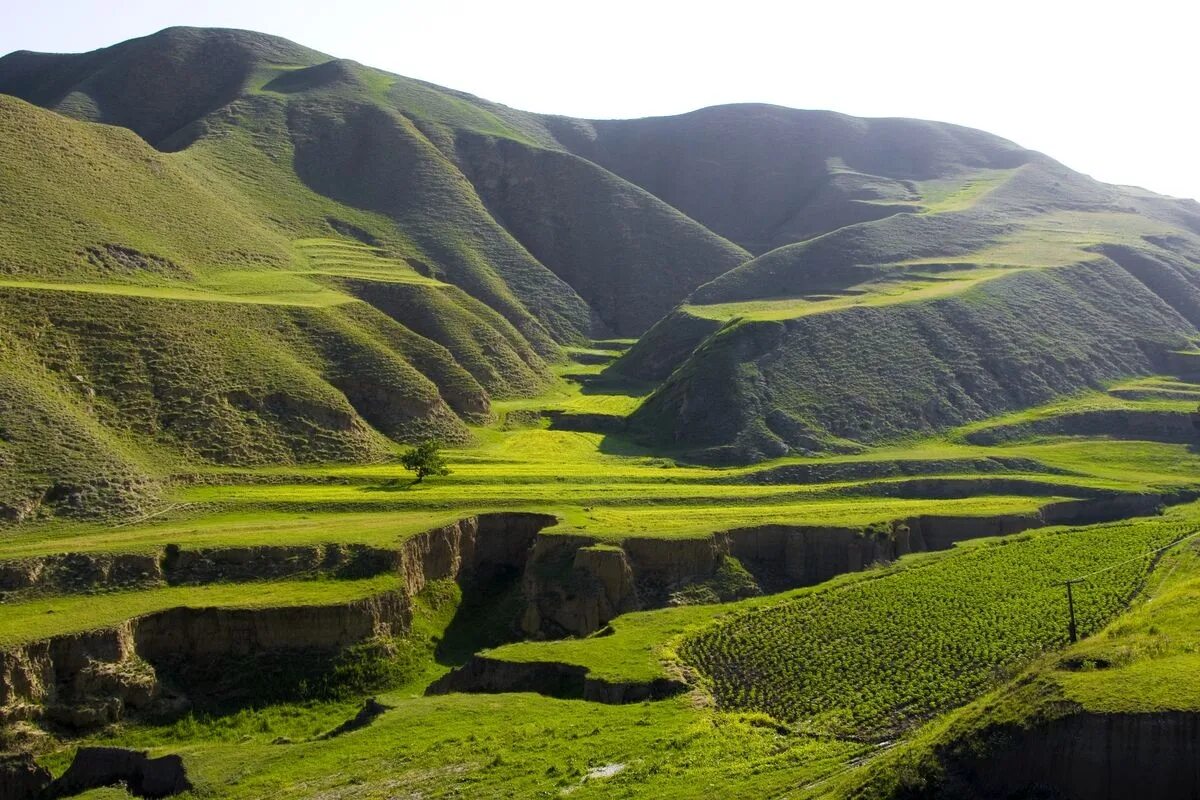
8;350;1200;797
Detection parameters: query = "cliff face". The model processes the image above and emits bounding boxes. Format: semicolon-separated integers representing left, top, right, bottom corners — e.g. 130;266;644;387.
0;622;160;729
0;594;408;730
935;712;1200;800
520;539;640;638
517;493;1175;639
0;512;554;730
0;512;555;600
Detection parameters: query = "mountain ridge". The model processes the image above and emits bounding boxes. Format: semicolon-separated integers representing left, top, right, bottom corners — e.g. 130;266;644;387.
2;25;1199;512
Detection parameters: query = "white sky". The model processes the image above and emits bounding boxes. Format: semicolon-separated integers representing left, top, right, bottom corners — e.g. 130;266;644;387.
5;0;1198;200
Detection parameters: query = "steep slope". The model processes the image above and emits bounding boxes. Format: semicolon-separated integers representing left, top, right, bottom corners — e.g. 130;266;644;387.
454;132;749;334
0;27;749;341
620;162;1200;462
0;94;509;517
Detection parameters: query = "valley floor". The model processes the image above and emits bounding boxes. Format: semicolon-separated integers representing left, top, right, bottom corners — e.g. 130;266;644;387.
4;345;1200;798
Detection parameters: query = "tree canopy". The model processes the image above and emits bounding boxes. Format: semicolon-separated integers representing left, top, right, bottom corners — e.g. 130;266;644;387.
400;441;451;483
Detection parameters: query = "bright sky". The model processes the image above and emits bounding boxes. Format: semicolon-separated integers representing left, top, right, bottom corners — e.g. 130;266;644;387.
5;0;1197;200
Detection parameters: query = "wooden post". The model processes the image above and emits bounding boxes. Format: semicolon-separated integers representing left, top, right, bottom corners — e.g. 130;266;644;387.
1060;579;1083;643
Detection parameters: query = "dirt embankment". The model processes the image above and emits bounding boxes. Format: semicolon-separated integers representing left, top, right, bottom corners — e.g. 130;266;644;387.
0;513;553;599
963;409;1197;445
0;513;553;730
0;592;409;730
920;711;1200;799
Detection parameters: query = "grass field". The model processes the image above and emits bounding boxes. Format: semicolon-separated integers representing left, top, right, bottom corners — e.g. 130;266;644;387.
6;348;1196;797
681;508;1194;737
92;695;866;799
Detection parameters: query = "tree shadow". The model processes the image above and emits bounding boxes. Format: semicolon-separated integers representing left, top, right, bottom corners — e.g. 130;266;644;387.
360;477;422;493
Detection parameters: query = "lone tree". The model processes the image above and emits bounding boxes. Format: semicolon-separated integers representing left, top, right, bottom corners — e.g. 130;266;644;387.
400;440;451;484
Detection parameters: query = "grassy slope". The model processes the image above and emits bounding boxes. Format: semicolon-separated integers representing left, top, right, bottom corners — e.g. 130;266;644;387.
623;165;1200;461
0;87;560;517
454;131;749;336
5;25;1200;799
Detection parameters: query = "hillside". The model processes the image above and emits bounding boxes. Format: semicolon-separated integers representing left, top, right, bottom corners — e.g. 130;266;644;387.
4;24;1200;800
0;27;753;518
5;26;1198;476
618;162;1200;461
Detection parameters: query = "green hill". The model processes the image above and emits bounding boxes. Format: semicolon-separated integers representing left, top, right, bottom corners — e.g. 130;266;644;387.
0;27;755;518
6;25;1200;798
619;167;1200;461
8;26;1198;476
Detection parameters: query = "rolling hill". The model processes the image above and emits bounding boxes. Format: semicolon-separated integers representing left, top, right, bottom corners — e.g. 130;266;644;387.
4;26;1200;799
4;25;1198;494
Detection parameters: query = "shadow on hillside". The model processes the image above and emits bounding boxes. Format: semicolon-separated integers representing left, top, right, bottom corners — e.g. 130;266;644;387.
360;478;422;492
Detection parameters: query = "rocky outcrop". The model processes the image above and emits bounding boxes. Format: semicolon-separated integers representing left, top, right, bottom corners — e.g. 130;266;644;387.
0;752;51;800
45;746;190;798
928;712;1200;800
425;655;687;704
520;538;640;638
0;623;166;730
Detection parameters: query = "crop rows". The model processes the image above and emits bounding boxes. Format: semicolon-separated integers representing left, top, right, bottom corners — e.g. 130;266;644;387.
680;516;1191;738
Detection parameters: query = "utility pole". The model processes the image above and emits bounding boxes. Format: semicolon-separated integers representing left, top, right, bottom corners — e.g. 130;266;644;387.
1058;579;1085;643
